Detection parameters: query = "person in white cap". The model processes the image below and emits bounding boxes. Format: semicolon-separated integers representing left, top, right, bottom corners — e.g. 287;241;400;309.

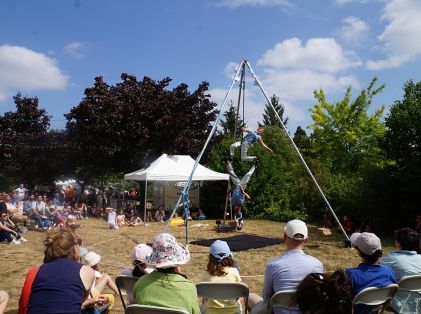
120;243;153;278
248;219;323;314
346;232;397;314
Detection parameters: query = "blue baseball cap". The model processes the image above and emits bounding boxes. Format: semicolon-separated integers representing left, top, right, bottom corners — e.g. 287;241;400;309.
210;240;233;262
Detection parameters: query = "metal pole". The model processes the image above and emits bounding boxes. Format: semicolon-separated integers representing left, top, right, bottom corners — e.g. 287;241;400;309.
144;179;147;223
245;61;350;241
164;60;246;234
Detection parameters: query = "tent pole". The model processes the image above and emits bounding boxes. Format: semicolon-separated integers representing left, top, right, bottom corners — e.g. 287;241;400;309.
144;179;147;223
222;180;231;224
244;61;349;241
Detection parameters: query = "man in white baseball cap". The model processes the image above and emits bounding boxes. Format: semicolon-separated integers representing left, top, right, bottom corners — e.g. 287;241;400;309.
249;219;323;314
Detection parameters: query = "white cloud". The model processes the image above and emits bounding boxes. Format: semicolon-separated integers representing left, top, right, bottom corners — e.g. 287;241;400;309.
64;42;87;58
261;69;360;102
0;45;69;101
214;0;292;9
367;0;421;70
223;62;240;80
258;37;362;73
214;36;363;129
334;0;372;5
340;16;369;43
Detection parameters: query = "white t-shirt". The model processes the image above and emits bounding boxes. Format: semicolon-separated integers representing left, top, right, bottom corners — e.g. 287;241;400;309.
108;211;116;225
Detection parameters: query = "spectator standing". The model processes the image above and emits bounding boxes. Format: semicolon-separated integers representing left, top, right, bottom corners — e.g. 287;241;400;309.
107;208;118;229
248;219;324;314
15;184;28;201
65;185;74;205
382;228;421;314
347;232;397;314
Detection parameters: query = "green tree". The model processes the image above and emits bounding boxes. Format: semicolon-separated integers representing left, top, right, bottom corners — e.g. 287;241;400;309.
219;101;243;138
261;94;288;127
309;78;386;173
293;126;311;152
382;80;421;226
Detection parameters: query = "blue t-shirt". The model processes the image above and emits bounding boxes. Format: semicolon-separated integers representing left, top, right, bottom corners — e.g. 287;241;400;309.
231;187;244;206
346;263;397;314
346;263;397;294
244;131;260;145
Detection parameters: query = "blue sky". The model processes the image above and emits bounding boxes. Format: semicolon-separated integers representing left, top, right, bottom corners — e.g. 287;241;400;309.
1;0;420;132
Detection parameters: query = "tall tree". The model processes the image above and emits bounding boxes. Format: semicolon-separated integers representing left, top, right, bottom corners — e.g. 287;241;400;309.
65;74;218;183
0;93;57;188
309;77;385;173
261;94;288;127
383;80;421;219
219;101;243;138
293;126;311;153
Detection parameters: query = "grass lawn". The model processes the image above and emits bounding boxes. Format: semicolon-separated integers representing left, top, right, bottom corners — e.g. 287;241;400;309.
0;218;396;313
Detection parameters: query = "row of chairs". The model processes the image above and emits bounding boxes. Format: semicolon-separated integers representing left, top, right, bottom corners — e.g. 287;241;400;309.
116;274;421;314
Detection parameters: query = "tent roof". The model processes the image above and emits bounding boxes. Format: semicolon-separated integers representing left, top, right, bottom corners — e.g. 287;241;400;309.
124;154;229;181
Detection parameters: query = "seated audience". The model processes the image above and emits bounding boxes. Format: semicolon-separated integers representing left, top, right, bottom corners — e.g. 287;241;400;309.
155;206;165;222
116;209;126;227
72;204;83;220
31;195;49;230
0;212;27;244
248;219;323;314
120;244;153;305
0;290;8;314
199;240;242;314
347;232;397;314
133;233;200;313
24;228;106;314
46;199;59;226
295;270;353;314
83;251;118;311
382;228;421;314
194;208;207;220
128;211;144;227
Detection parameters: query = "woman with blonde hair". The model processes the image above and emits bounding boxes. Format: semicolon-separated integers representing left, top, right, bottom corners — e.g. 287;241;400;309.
23;228;106;314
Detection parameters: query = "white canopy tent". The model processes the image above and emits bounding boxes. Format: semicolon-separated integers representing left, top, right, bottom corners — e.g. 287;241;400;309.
124;154;229;221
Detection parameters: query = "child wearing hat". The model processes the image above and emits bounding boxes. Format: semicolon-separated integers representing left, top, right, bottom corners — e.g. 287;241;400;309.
83;251;119;310
199;240;242;314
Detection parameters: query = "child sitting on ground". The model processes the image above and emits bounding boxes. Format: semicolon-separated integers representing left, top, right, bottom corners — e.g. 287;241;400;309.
199;240;242;314
128;211;143;227
116;209;126;227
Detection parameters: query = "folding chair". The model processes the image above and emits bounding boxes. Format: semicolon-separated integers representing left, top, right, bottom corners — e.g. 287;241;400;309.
115;275;139;310
196;282;249;314
396;274;421;310
352;284;399;314
125;304;190;314
269;290;298;312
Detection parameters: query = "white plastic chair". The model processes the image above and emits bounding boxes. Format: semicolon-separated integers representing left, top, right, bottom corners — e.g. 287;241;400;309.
269;290;298;312
352;284;399;314
115;275;139;310
196;282;250;313
125;304;190;314
396;274;421;310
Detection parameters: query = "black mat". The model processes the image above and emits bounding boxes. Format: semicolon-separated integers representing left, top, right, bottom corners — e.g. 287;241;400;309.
190;234;282;251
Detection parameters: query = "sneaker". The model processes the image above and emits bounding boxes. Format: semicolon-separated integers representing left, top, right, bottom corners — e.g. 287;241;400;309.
11;239;21;245
20;237;28;242
34;225;39;229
